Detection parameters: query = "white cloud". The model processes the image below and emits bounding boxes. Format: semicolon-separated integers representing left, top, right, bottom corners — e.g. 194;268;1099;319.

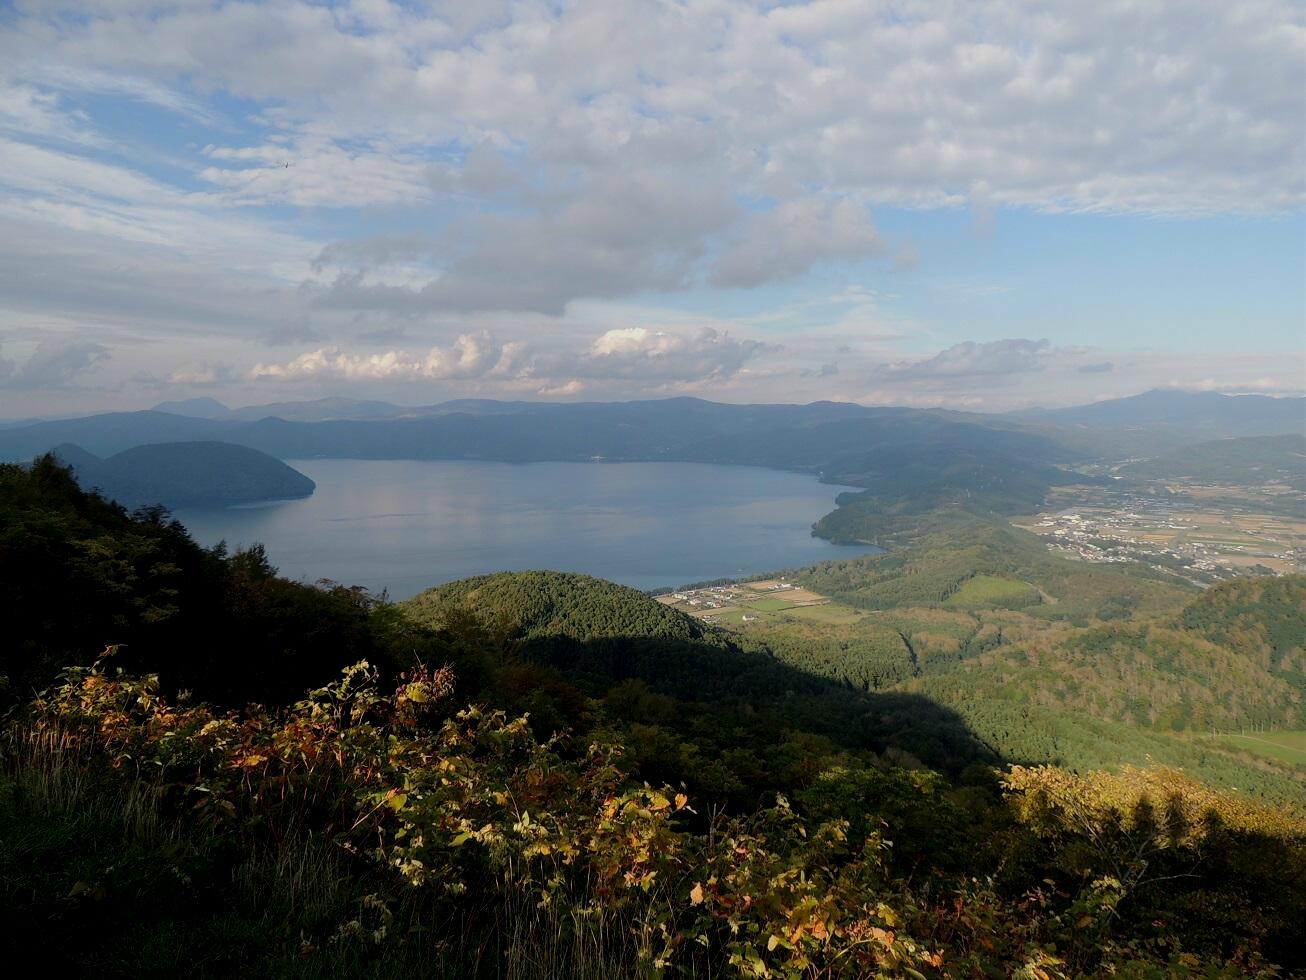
249;331;513;382
0;1;1300;413
1;340;111;389
879;339;1052;382
565;326;772;381
200;138;434;208
248;325;770;391
0;84;101;145
712;197;883;288
168;361;236;386
314;168;740;315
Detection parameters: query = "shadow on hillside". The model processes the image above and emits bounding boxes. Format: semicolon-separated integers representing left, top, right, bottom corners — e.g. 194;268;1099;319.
513;631;998;778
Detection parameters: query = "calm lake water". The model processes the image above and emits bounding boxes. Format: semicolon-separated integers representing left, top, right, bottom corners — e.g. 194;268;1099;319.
172;459;880;600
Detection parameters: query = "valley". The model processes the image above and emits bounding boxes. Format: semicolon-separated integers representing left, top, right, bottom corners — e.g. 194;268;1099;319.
659;540;1306;808
3;390;1305;978
1013;485;1306;581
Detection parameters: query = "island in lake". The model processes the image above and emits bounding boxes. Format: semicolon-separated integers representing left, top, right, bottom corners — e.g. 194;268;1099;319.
53;441;315;509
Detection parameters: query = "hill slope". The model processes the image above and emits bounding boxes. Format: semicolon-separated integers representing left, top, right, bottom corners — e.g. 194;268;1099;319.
908;575;1306;733
797;520;1193;621
404;570;716;644
1017;389;1306;441
54;441;315;508
1121;433;1306;490
402;570;993;774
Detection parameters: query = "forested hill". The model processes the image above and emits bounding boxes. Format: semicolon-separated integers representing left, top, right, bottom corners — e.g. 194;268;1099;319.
404;570;717;644
1180;573;1306;665
53;440;315;508
1;457;371;704
1119;433;1306;490
909;573;1306;736
797;519;1192;621
402;569;993;775
4;459;1306;976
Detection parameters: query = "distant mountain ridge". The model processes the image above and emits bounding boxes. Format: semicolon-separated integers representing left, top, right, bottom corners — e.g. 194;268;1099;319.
142;388;1306;430
0;398;1070;469
52;441;315;508
150;397;234;420
1013;388;1305;439
150;395;577;423
1;390;1298;515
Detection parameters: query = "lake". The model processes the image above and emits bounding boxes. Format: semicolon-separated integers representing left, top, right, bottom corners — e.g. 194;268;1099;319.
171;459;881;599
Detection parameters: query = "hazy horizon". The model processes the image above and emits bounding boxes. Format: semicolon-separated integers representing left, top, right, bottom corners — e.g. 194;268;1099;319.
5;383;1304;427
1;2;1302;417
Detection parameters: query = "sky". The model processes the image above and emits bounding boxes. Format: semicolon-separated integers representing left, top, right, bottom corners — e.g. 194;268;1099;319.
0;0;1303;417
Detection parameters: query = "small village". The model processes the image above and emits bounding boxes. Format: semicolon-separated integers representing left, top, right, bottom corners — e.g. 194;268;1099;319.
1014;496;1305;581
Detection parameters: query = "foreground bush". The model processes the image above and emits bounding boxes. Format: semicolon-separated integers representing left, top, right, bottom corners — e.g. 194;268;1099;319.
3;653;1301;978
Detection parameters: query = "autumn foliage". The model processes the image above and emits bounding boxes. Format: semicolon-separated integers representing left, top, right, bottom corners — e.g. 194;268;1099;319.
10;651;1302;978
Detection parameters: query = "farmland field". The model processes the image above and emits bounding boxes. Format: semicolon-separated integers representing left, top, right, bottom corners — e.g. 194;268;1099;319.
751;596;798;611
783;603;867;625
944;575;1040;608
1212;731;1306;765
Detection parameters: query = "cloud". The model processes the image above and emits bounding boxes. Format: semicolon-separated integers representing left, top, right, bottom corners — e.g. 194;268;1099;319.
249;325;770;391
32;0;1289;214
712;197;883;289
0;84;101;145
261;319;327;347
6;1;1298;305
1077;361;1115;374
315;170;740;315
355;323;411;345
1166;376;1306;396
199;138;433;208
249;331;513;382
563;327;772;382
879;339;1052;382
2;340;110;389
167;361;236;387
0;1;1301;413
536;379;586;397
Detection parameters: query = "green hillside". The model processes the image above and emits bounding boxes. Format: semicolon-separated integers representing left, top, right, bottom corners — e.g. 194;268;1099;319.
927;569;1306;777
405;570;716;644
1180;573;1306;669
797;520;1193;621
1121;433;1306;490
403;570;993;780
2;456;373;705
5;458;1306;977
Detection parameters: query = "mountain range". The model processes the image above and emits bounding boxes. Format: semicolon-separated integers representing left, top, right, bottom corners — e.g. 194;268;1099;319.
2;390;1299;470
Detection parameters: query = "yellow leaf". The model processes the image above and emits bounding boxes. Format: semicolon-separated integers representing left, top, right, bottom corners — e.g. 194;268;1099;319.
387;792;408;811
674;793;688;811
690;882;705;905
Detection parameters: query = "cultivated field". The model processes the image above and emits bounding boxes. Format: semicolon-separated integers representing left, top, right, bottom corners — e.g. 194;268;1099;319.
1212;731;1306;766
944;575;1040;608
657;578;833;623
